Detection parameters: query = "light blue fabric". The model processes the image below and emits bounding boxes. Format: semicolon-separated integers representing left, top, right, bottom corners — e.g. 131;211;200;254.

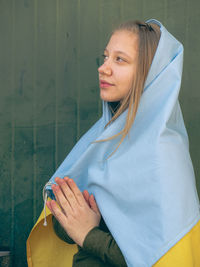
45;19;200;267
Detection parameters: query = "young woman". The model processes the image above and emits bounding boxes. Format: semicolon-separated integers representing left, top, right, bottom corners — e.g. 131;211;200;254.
46;20;161;267
27;19;200;267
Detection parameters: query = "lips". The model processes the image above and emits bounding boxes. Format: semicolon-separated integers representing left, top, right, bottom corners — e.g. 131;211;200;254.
99;79;114;88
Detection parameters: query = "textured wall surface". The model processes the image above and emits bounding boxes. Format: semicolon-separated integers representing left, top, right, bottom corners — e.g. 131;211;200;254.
0;0;199;266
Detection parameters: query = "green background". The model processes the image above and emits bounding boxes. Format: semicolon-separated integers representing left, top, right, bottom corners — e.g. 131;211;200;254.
0;0;199;266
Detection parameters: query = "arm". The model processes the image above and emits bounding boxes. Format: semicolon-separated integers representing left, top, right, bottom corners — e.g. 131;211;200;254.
47;178;127;266
83;226;127;267
46;177;101;247
52;215;127;267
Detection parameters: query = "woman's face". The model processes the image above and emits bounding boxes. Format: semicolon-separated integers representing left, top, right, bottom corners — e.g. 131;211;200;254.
98;30;138;102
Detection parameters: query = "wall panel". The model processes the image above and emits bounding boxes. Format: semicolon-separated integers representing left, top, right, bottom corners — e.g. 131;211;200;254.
0;0;199;266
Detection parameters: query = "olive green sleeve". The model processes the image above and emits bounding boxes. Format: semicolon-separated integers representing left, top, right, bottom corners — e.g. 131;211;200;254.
52;216;75;244
82;226;127;267
52;216;127;266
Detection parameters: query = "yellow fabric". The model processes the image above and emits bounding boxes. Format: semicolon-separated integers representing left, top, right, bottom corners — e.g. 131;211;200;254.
153;219;200;267
26;207;78;267
27;209;200;267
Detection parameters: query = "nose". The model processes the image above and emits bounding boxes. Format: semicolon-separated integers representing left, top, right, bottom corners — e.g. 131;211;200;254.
98;61;112;76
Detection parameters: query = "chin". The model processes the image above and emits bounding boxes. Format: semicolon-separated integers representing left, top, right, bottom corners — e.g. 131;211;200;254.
100;92;121;102
100;97;120;102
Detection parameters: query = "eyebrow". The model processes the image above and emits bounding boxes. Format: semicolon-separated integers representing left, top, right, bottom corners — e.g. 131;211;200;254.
104;48;132;60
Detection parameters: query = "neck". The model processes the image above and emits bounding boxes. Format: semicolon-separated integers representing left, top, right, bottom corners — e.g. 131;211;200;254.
108;101;120;116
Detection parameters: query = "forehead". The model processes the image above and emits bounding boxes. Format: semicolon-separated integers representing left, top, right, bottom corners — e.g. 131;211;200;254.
105;30;138;54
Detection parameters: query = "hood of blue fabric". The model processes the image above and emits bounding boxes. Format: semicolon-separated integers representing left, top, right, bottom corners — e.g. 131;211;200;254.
45;19;200;267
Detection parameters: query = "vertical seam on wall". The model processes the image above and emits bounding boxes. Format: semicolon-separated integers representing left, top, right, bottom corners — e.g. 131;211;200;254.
184;0;189;105
33;0;38;223
184;0;189;60
141;0;144;19
76;0;81;141
98;0;103;117
55;0;59;169
120;0;124;21
11;0;15;252
164;0;168;25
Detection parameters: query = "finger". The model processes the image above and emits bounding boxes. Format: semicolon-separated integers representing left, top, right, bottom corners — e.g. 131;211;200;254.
50;200;68;228
64;177;87;207
51;181;62;207
46;200;60;218
51;183;68;216
52;177;68;207
55;177;78;210
48;192;67;216
52;183;72;215
89;194;101;215
46;200;54;214
82;190;90;206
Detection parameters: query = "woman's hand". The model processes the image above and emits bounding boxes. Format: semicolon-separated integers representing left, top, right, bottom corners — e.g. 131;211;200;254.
46;177;101;247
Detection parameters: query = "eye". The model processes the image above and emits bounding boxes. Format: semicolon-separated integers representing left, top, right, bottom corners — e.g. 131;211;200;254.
102;54;108;62
116;56;125;62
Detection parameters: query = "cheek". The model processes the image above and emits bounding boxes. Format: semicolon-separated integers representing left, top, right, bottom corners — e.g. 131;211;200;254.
117;70;134;92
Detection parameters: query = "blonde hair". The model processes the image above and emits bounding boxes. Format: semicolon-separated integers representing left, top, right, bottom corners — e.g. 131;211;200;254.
95;20;161;157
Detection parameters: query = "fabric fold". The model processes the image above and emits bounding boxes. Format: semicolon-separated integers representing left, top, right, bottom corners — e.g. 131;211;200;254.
28;19;200;267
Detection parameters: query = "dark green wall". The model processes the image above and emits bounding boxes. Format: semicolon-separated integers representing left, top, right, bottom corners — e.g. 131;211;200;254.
0;0;199;266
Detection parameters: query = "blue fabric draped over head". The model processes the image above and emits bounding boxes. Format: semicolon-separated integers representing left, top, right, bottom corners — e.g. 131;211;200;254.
45;19;200;266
